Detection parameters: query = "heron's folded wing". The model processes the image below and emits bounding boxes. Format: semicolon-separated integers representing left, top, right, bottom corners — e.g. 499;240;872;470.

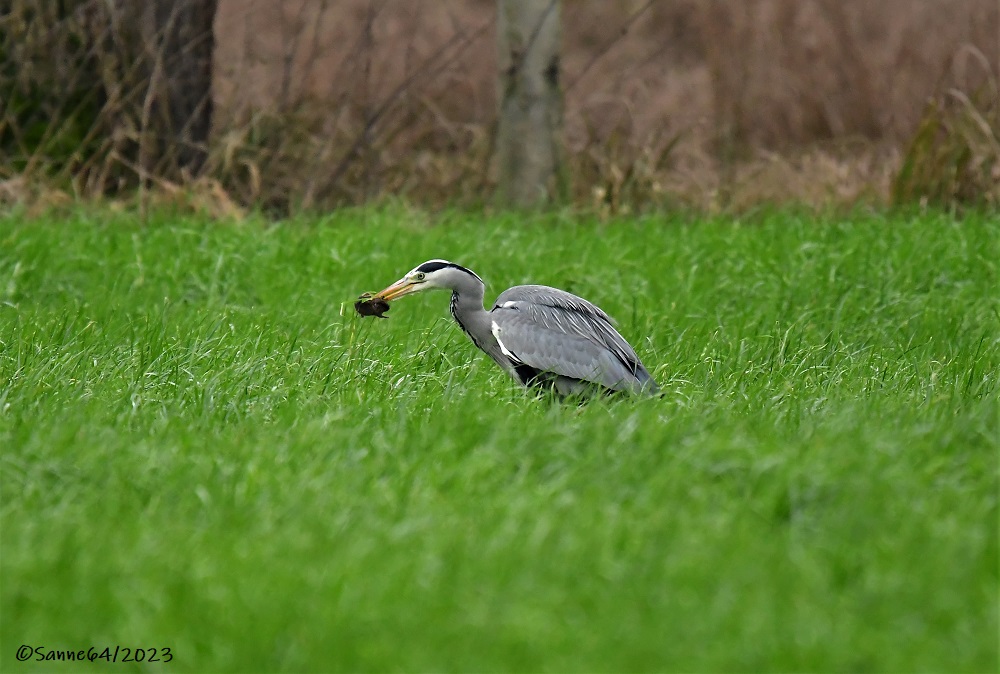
493;286;649;378
490;307;647;391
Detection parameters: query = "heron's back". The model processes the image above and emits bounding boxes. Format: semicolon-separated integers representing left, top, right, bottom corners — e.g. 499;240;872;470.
490;284;658;394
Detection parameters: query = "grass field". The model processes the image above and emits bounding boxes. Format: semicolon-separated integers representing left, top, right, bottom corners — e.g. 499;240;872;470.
1;206;997;672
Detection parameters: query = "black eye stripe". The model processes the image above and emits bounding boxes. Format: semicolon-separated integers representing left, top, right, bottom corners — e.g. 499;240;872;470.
415;261;453;274
414;261;484;285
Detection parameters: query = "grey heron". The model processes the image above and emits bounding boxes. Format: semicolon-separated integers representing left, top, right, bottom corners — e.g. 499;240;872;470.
372;259;659;396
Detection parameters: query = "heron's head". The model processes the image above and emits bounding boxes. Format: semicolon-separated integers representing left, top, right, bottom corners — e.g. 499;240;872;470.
375;259;484;301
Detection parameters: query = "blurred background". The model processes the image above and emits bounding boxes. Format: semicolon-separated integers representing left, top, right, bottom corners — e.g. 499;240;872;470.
3;0;998;214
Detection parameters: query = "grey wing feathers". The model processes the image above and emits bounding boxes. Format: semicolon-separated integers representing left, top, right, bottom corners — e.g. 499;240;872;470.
495;285;619;325
491;285;658;394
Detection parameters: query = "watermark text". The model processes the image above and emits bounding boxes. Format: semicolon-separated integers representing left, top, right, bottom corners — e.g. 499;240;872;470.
16;645;172;664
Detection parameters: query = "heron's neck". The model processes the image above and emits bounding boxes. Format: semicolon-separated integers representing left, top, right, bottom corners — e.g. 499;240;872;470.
449;285;491;351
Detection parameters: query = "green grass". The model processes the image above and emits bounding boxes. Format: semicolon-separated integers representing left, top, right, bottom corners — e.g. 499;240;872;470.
1;206;997;672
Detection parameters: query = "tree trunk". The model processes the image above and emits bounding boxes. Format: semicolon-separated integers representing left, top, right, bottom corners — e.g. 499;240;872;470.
137;0;218;179
495;0;564;208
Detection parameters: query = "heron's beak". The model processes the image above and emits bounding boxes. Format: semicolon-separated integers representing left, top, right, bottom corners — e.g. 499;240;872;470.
374;277;421;301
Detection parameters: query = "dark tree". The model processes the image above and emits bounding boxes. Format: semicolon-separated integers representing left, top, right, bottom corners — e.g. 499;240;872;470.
0;0;217;190
138;0;218;178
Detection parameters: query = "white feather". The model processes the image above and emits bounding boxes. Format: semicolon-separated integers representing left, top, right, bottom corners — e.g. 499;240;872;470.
491;320;517;359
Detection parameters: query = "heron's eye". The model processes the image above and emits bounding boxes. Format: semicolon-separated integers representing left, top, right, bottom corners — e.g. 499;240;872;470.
414;272;426;281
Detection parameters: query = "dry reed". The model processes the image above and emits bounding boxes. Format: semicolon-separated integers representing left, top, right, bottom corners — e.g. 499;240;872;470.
2;0;997;213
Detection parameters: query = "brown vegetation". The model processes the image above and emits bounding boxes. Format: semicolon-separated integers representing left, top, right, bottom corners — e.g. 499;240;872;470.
3;0;998;214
